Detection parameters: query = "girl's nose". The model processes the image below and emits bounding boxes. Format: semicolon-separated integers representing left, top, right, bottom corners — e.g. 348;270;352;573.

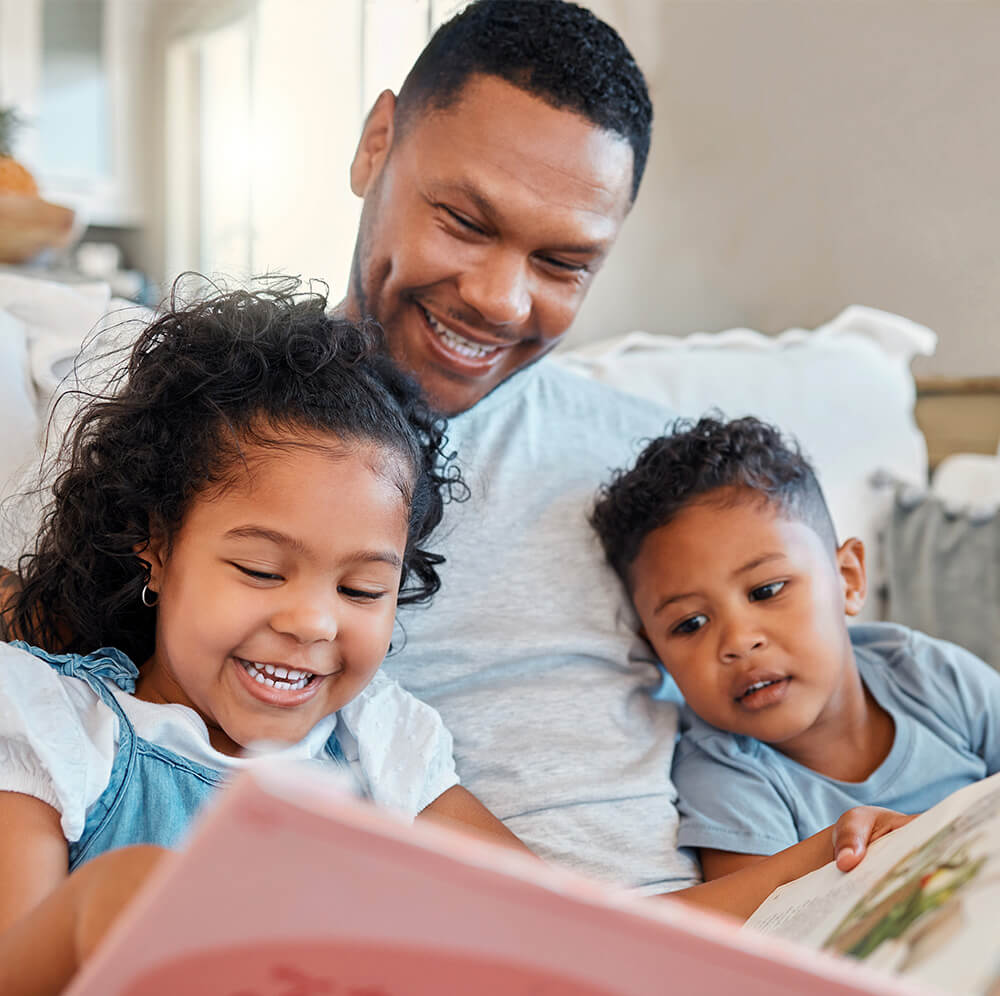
269;599;338;644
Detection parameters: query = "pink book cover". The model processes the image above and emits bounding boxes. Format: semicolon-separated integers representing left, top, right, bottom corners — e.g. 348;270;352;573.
65;765;929;996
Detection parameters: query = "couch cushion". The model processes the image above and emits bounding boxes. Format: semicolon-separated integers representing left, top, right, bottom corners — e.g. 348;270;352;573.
558;306;936;620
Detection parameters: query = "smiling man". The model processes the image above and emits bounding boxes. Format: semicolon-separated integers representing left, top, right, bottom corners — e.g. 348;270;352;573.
340;0;699;893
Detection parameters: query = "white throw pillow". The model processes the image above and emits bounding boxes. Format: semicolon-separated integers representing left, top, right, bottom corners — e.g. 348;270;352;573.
0;307;41;502
558;306;936;620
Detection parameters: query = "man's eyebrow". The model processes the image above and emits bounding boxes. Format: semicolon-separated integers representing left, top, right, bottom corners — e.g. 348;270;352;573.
223;526;402;568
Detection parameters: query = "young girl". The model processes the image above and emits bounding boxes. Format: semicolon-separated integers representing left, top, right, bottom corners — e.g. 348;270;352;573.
0;284;520;992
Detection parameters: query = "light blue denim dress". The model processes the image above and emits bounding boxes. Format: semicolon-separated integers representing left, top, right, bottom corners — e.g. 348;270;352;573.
15;643;348;871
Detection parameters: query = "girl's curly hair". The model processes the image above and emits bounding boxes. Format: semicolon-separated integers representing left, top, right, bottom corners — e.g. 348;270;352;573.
6;278;462;664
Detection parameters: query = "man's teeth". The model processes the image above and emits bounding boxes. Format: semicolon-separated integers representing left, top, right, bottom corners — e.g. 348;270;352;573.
423;309;501;359
241;659;314;691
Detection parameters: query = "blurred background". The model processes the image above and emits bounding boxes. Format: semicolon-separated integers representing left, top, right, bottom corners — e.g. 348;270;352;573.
0;0;997;379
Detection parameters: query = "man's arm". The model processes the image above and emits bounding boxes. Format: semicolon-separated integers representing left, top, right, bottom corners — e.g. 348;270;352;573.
418;784;530;851
666;806;916;921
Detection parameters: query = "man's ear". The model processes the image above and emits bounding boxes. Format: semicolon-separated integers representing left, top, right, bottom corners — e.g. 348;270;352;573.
350;90;396;197
134;525;168;595
835;537;867;617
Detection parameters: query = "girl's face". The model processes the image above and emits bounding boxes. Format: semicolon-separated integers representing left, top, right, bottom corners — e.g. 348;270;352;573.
135;433;411;756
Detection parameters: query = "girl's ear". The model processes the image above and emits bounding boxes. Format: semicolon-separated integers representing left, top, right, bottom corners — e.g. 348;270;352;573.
133;525;168;594
835;537;867;617
350;90;396;197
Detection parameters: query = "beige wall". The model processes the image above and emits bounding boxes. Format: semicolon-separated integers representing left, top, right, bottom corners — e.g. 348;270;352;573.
573;1;1000;377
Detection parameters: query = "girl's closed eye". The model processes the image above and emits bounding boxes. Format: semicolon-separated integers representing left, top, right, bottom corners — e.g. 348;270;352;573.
672;613;708;636
749;580;785;602
231;563;284;583
338;585;388;602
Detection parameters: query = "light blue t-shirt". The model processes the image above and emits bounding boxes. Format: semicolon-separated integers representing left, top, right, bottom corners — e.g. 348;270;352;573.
673;622;1000;856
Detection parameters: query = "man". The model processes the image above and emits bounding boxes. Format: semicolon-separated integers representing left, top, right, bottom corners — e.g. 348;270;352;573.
341;0;698;893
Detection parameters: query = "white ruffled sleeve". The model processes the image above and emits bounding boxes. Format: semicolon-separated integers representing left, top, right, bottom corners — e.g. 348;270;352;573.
0;643;117;841
336;669;459;819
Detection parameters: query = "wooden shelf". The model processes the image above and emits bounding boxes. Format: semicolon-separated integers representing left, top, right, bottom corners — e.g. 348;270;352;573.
915;377;1000;469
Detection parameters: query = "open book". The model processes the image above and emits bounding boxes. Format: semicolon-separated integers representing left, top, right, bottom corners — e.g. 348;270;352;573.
66;764;1000;996
748;771;1000;994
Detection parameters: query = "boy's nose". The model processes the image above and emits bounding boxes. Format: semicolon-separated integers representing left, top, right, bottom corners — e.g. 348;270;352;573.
720;629;768;663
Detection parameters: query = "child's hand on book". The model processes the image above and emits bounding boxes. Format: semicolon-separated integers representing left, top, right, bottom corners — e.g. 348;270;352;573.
831;806;917;872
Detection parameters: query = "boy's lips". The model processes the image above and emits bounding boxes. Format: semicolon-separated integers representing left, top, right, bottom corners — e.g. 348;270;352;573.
733;673;791;710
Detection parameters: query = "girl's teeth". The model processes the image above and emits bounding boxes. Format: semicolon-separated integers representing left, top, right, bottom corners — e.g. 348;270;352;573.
242;659;312;691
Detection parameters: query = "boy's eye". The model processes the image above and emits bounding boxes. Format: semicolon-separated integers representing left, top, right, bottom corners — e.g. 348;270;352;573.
749;581;785;602
232;563;283;582
338;586;386;602
672;613;707;636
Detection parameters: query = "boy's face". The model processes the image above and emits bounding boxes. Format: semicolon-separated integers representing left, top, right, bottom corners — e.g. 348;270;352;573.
347;74;634;415
629;490;866;759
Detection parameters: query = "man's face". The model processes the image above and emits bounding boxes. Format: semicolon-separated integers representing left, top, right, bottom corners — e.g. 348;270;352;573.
347;74;635;415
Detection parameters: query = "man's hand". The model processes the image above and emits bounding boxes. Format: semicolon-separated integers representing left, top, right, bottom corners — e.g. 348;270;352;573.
832;806;917;872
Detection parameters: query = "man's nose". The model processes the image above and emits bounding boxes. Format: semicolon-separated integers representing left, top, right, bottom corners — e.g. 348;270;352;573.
458;249;532;328
269;596;338;644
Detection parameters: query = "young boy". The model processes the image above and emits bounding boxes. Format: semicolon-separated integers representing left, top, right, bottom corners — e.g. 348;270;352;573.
591;416;1000;882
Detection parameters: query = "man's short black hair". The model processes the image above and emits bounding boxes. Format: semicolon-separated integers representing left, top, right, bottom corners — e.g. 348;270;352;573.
395;0;652;202
591;416;840;589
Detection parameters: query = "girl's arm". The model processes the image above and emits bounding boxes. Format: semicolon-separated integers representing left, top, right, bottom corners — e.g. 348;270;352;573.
0;843;167;996
0;792;69;931
417;784;530;851
666;806;917;921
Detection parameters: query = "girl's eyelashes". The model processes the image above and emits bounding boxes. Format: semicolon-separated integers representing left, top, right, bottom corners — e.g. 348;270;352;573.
672;613;708;636
749;580;786;602
338;586;387;601
231;563;283;582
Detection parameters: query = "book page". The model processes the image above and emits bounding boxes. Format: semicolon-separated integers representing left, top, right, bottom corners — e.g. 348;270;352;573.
747;773;1000;995
67;763;918;996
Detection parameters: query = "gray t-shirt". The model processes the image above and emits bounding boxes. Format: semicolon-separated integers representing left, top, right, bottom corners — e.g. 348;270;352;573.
382;359;699;892
673;623;1000;856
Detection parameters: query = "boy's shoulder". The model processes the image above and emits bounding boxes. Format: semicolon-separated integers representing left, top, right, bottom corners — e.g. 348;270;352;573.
676;706;769;765
849;621;986;677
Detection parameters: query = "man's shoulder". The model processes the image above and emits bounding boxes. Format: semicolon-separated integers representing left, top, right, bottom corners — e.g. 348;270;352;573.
535;358;672;428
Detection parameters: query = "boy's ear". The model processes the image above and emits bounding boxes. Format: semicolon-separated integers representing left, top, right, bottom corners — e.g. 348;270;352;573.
350;90;396;197
133;525;168;594
835;537;867;617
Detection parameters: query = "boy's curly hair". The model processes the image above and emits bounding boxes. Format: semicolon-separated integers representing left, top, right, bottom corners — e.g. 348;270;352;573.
6;279;462;664
591;415;838;589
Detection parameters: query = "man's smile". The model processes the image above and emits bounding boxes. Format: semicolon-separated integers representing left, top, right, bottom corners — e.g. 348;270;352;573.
416;302;515;374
